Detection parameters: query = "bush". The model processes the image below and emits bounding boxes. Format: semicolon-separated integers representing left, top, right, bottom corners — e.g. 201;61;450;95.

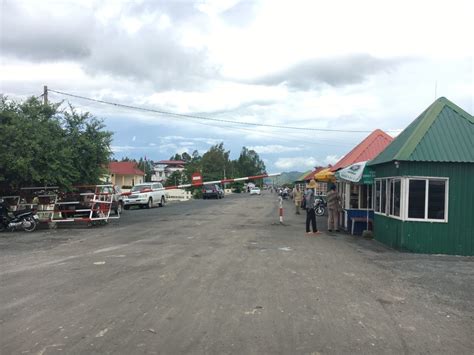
231;181;244;193
192;188;203;199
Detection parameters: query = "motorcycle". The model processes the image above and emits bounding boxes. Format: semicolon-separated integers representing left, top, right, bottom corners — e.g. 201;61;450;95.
279;188;289;200
314;196;327;216
0;199;39;232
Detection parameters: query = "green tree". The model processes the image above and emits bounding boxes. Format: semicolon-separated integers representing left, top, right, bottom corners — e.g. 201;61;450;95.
181;152;192;163
169;153;182;161
200;143;230;181
164;170;185;187
61;104;112;185
0;96;112;191
183;150;202;184
137;158;153;182
235;147;266;177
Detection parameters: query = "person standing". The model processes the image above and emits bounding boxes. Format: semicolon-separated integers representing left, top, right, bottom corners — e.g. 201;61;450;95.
293;185;303;215
304;179;322;235
326;184;341;232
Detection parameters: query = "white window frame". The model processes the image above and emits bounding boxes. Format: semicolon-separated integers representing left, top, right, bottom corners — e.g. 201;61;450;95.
374;179;381;213
380;178;388;214
374;176;449;223
388;178;402;219
357;184;373;210
405;177;449;223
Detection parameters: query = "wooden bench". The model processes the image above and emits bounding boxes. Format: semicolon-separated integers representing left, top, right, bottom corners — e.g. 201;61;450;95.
350;217;373;235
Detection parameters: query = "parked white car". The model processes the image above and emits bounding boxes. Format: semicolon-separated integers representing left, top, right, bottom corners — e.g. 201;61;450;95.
250;187;261;195
123;183;166;210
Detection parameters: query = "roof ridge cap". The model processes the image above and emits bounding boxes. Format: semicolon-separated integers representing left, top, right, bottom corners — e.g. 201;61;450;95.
356;131;393;161
394;99;445;160
331;130;380;170
439;96;474;123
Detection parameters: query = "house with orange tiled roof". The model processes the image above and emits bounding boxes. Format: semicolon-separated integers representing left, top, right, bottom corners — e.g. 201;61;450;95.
330;129;393;172
106;162;145;188
331;129;393;234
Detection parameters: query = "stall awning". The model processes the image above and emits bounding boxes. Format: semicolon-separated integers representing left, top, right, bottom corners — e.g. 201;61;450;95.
314;168;335;182
335;161;375;184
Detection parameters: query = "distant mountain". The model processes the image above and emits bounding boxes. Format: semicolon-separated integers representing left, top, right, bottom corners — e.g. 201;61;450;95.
264;171;304;185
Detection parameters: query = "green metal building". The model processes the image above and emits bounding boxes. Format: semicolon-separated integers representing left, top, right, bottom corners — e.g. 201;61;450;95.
368;97;474;256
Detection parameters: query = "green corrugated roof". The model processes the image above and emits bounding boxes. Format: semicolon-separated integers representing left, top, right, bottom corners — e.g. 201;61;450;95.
368;97;474;165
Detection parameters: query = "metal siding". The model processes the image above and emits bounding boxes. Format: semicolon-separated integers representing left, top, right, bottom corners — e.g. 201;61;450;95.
369;116;423;166
372;162;474;255
411;106;474;162
369;98;474;166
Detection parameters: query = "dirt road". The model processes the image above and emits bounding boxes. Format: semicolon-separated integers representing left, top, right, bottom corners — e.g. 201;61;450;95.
1;192;473;354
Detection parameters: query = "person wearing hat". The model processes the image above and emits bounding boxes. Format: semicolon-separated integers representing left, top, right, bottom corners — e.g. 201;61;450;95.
304;179;322;235
326;184;341;232
293;185;303;214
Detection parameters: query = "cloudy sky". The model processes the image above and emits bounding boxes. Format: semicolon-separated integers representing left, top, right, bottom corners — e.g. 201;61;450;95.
1;0;473;173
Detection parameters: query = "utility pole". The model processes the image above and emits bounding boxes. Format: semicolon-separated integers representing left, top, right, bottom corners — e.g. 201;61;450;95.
43;85;48;105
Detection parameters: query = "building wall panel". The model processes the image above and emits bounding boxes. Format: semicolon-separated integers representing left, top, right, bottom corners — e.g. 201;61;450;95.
373;162;473;255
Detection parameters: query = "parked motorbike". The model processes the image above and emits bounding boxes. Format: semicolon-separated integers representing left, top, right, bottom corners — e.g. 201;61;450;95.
279;188;289;200
0;199;39;232
314;196;327;216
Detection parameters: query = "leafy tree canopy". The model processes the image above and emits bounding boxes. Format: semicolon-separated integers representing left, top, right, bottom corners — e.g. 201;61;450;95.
0;96;112;191
178;144;266;185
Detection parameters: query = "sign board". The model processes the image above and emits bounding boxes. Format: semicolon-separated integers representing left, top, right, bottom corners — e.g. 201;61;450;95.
336;161;374;184
191;172;203;186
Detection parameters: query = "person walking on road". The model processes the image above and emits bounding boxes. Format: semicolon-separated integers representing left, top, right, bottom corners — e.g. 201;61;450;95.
304;179;322;235
293;185;303;215
326;184;341;232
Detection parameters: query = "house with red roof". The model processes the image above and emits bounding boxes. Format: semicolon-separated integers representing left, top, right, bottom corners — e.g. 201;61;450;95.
331;129;393;234
330;129;393;172
151;160;186;183
107;162;145;188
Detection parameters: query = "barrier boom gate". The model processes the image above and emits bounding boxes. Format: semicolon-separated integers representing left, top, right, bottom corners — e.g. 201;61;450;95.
163;172;281;190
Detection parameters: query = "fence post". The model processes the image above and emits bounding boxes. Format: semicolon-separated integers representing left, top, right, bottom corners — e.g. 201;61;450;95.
279;196;283;224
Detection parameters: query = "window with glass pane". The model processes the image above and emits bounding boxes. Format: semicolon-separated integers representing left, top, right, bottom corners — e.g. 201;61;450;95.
360;184;372;209
368;184;373;209
428;180;446;219
350;184;359;208
408;179;426;218
389;180;394;215
393;179;401;217
381;179;387;213
375;180;380;212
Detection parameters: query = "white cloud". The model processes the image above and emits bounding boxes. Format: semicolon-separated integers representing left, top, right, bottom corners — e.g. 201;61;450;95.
248;145;303;154
274;154;342;171
324;155;342;166
275;157;321;171
2;0;473;173
111;145;137;153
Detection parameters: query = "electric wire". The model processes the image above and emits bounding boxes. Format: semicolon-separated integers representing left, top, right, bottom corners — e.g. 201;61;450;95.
54;93;356;148
48;89;396;134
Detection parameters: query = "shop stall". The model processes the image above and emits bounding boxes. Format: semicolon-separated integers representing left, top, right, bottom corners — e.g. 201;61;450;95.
330;129;393;232
335;161;375;235
368;97;474;255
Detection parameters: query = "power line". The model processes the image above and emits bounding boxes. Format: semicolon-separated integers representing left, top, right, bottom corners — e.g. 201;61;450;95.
48;89;393;134
57;92;357;148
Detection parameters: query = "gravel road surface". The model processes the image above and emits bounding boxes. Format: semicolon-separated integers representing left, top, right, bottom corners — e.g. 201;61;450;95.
1;192;473;354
